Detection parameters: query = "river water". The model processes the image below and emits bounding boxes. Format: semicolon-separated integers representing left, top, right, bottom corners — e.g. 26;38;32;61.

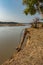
0;26;30;65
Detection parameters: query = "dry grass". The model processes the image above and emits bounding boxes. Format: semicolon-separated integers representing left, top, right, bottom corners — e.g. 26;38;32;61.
2;28;43;65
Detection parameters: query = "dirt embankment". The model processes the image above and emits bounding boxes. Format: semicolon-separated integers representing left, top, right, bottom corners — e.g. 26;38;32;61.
2;27;43;65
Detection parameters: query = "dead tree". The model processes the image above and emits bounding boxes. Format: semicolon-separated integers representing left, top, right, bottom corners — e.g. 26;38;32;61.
34;18;39;28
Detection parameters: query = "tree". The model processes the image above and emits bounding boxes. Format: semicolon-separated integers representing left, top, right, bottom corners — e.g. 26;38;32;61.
23;0;43;15
23;0;43;28
16;0;43;52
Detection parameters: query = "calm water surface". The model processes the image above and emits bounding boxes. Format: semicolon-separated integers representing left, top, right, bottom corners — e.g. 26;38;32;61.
0;26;30;65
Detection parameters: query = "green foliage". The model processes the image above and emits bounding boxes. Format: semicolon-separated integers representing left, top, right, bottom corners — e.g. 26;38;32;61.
24;8;29;15
40;6;43;13
29;6;36;15
23;0;43;15
39;0;43;2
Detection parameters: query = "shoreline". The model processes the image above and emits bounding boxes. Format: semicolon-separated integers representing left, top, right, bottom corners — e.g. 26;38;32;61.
1;23;43;65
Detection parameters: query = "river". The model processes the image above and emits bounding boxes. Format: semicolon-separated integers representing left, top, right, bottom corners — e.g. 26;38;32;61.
0;26;30;65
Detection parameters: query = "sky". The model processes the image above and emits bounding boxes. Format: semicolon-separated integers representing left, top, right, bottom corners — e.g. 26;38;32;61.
0;0;41;23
